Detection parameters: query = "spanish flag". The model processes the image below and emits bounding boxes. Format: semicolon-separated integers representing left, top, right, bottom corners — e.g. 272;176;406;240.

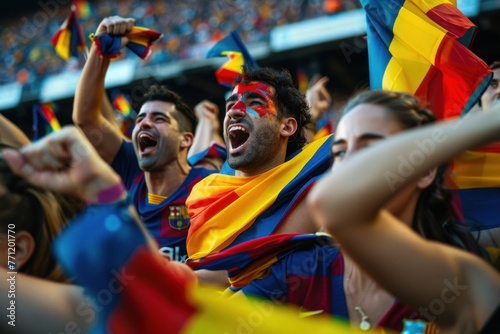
206;31;258;88
54;201;367;334
362;0;492;119
186;135;332;260
32;102;61;140
93;26;163;60
51;6;86;60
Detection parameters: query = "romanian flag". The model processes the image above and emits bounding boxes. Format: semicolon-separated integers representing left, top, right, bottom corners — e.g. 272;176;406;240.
32;103;61;140
206;31;258;88
93;26;163;60
112;92;134;118
54;201;366;334
362;0;492;119
51;6;86;60
187;233;333;289
186;135;332;260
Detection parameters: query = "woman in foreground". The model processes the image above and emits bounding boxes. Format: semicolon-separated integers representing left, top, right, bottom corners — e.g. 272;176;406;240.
308;91;500;333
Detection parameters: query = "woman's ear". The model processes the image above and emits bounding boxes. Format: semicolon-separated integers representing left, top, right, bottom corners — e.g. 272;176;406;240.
15;231;35;270
180;132;194;149
417;167;437;190
280;117;298;138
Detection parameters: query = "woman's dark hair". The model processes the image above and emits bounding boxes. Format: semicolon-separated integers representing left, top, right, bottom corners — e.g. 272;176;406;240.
233;66;311;157
342;90;490;261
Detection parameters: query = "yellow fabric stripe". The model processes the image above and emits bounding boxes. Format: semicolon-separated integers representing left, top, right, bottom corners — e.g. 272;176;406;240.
54;30;72;60
448;150;500;189
220;51;244;72
183;285;366;334
383;0;447;92
148;193;167;205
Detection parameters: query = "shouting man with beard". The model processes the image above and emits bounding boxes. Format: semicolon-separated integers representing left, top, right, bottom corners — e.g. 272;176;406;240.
73;17;216;262
185;66;333;284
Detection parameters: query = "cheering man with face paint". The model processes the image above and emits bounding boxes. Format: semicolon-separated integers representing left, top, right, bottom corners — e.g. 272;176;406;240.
73;17;216;262
186;66;333;267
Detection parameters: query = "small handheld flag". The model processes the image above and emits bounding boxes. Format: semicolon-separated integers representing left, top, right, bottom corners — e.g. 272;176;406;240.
93;26;163;60
112;92;134;118
51;6;86;60
206;31;258;88
33;103;61;140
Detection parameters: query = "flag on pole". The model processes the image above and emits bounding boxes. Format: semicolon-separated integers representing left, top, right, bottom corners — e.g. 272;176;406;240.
33;102;61;140
112;92;134;118
206;31;258;88
361;0;492;119
51;6;86;60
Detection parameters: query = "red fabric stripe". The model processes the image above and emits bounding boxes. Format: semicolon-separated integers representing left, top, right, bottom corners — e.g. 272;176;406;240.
109;249;197;333
287;273;332;314
215;67;240;86
426;3;476;44
414;34;491;119
188;191;240;234
470;142;500;153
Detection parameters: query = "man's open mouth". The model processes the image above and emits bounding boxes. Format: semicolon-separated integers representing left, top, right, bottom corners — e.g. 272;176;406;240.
228;125;249;151
138;132;158;154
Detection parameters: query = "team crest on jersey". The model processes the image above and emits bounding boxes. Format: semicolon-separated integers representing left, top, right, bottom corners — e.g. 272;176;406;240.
168;205;190;230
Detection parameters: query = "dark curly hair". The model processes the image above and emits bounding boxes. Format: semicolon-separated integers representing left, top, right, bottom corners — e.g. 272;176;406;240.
140;85;197;133
342;90;489;261
233;66;311;156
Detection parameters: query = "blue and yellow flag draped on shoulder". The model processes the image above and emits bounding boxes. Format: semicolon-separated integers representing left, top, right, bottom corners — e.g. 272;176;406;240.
206;30;258;88
362;0;492;119
186;135;332;260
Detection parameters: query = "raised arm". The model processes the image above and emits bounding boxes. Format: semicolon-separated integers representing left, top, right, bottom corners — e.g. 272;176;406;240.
0;113;30;148
308;105;500;330
306;76;331;125
188;100;224;156
73;16;135;163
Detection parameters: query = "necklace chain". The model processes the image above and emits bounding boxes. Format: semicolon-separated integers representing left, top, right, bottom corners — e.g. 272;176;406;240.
346;257;372;331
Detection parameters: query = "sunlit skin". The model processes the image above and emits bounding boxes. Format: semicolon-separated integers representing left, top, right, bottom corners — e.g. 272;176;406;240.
333;104;423;226
132;101;183;172
330;103;434;327
227;82;278;118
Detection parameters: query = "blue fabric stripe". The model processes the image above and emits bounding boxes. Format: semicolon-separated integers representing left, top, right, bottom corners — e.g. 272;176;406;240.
361;0;405;89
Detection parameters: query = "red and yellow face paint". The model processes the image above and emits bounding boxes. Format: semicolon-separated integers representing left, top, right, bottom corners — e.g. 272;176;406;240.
230;82;278;118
